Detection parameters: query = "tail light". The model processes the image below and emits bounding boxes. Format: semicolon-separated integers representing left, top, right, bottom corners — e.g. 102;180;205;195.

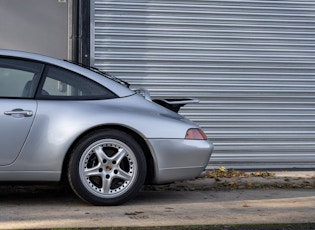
185;128;208;140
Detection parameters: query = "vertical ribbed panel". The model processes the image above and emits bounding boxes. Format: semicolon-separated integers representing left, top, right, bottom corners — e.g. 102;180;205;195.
91;0;315;169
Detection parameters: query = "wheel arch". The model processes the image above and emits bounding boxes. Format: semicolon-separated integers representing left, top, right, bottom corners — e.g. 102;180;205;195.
60;125;155;185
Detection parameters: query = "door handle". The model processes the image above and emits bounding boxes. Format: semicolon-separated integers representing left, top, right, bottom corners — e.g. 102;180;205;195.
4;109;33;117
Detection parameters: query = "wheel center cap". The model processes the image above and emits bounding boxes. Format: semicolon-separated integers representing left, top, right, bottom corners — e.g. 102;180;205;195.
105;166;112;171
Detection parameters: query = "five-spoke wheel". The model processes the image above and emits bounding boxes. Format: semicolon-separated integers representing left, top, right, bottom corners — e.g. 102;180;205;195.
68;129;146;205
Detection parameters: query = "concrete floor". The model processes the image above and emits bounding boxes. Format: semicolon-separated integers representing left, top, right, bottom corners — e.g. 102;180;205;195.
0;171;314;229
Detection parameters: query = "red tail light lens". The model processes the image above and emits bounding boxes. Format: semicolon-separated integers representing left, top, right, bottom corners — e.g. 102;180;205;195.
185;128;208;140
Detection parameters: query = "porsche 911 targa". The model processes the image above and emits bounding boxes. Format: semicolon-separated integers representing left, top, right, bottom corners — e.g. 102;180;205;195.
0;49;213;205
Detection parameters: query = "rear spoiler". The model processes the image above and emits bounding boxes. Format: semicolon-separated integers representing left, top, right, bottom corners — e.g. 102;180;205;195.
153;98;200;113
134;88;199;113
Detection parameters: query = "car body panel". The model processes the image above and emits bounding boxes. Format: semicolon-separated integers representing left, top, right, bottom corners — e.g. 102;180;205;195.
148;139;214;183
0;99;37;165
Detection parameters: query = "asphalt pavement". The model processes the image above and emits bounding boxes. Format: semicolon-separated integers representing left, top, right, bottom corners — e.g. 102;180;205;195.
0;170;314;229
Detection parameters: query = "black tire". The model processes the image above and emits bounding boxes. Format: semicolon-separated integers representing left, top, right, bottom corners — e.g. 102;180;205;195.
68;129;147;205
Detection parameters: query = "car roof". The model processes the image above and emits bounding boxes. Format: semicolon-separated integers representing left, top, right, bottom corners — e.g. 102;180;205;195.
0;49;134;97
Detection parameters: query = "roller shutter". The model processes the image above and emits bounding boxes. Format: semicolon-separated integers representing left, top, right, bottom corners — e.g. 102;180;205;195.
91;0;315;169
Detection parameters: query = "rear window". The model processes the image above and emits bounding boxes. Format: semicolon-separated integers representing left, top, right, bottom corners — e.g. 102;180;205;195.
38;65;117;100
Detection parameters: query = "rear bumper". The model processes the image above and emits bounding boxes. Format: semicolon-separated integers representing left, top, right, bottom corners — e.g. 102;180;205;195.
147;139;214;184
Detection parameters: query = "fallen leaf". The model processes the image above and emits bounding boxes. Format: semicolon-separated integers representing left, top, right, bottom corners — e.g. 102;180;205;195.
243;203;250;207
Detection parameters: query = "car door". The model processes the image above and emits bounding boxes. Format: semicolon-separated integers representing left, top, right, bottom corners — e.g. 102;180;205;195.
0;58;43;165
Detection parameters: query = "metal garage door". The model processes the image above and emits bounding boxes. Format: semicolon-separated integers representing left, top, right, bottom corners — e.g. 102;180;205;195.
91;0;315;169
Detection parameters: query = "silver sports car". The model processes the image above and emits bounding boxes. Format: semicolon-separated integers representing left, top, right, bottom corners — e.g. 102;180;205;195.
0;49;213;205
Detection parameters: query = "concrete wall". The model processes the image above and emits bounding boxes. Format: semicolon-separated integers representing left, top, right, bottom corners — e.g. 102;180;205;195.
0;0;68;59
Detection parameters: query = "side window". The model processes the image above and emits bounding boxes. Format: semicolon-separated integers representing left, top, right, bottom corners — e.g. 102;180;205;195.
39;66;116;99
0;58;43;98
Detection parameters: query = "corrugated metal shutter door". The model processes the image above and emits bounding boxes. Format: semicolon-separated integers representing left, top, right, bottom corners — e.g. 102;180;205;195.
91;0;315;169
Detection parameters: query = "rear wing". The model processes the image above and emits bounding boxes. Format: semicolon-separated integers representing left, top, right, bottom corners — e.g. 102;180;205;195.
153;98;200;113
135;88;199;113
